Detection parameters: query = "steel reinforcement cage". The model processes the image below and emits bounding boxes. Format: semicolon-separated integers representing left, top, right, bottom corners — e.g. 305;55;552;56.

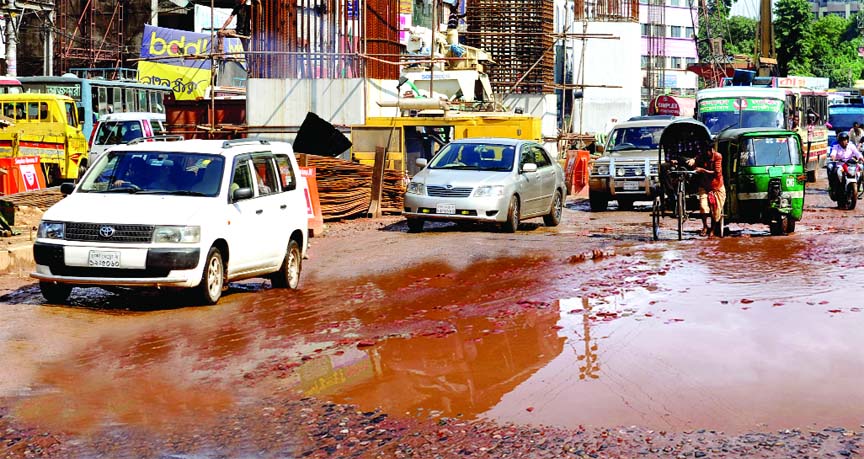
247;0;400;80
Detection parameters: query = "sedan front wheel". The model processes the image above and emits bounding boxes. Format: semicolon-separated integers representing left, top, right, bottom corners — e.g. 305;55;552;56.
501;196;520;233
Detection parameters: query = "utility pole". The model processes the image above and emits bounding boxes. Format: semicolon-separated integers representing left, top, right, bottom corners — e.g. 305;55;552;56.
43;10;53;76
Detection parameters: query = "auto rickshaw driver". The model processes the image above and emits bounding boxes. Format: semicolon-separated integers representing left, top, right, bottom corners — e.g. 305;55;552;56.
686;141;726;238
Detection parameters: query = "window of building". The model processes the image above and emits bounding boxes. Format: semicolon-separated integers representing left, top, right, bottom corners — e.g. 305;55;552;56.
686;57;697;66
671;57;682;69
670;26;682;38
641;23;650;36
669;0;680;6
641;55;650;68
685;27;694;38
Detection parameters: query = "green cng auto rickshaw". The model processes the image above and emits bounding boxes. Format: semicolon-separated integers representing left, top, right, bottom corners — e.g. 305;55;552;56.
652;120;805;240
715;128;805;235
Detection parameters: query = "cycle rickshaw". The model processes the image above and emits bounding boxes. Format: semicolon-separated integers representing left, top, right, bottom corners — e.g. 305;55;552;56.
651;119;713;241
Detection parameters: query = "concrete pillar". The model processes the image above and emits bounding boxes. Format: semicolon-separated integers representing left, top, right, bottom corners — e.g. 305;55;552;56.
5;0;15;77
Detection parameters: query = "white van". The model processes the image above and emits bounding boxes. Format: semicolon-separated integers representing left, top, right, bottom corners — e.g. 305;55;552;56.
89;112;167;159
32;139;309;305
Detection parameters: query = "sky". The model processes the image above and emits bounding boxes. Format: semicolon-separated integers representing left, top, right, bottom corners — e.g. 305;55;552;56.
729;0;774;19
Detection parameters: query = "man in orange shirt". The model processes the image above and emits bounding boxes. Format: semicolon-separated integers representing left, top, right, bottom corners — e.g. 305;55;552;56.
687;143;725;237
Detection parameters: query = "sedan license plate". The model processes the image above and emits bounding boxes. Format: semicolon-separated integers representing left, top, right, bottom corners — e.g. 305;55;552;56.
436;203;456;215
88;250;120;268
622;181;640;191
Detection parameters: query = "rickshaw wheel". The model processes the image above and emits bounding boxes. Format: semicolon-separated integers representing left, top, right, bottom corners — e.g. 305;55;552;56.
676;189;686;241
651;197;661;241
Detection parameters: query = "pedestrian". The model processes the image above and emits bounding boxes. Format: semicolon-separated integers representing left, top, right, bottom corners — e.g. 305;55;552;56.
849;121;864;147
687;141;725;238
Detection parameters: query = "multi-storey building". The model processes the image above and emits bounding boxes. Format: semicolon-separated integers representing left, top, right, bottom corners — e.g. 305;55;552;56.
639;0;699;110
811;0;863;18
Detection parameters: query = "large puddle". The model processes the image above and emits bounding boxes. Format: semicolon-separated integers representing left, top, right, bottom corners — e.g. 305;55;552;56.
3;233;864;436
299;234;864;434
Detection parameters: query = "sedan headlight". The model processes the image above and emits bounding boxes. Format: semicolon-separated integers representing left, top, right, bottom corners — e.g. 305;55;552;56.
37;221;65;239
153;226;200;243
474;185;505;197
407;182;426;195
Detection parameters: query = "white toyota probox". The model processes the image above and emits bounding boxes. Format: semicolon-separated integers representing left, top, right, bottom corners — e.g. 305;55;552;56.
32;138;309;304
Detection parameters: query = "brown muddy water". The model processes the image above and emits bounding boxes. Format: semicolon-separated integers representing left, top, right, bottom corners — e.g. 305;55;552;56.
1;230;862;440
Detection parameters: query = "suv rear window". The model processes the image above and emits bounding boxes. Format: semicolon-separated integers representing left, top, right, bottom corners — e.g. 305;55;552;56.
94;121;144;145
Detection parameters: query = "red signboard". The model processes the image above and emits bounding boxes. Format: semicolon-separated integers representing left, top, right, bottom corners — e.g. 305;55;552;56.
651;95;681;116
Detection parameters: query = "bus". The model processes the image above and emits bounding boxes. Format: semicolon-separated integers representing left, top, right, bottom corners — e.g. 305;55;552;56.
18;74;172;140
696;86;829;181
0;77;22;94
0;93;89;183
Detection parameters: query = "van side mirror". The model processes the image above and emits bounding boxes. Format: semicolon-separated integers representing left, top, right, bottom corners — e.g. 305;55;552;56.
415;158;428;168
596;144;605;153
60;183;75;195
522;163;538;173
232;187;253;201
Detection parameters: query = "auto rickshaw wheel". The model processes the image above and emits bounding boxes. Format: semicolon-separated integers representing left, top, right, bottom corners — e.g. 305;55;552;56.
770;215;793;236
806;170;817;183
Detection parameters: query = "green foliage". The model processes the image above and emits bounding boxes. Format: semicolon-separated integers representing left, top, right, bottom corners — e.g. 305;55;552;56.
695;0;757;62
774;0;813;76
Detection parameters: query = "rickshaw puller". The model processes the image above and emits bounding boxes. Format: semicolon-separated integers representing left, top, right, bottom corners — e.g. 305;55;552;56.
687;143;726;238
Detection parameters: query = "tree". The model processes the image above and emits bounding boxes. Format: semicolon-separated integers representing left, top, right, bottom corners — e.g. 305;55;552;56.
695;0;756;63
807;15;864;86
774;0;813;75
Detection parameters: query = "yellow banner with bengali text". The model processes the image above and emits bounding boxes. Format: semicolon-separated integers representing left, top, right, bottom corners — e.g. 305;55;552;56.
138;61;211;101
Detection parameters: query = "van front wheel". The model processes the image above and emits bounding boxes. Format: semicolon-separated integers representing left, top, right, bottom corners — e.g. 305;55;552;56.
271;240;302;289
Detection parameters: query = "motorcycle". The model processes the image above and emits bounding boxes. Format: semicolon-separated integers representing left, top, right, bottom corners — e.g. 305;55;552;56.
826;159;862;210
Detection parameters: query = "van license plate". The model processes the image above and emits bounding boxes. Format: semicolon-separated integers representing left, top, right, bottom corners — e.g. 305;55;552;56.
88;251;120;268
622;181;640;191
436;204;456;214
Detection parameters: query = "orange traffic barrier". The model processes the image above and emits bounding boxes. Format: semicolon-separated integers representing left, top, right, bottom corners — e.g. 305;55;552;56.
299;166;324;237
0;156;46;195
564;150;590;196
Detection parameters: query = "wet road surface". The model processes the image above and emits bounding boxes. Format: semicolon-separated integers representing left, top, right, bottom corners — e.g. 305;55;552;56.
1;176;863;457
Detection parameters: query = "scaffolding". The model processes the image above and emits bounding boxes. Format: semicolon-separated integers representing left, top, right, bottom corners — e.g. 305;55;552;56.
644;0;665;103
463;0;555;93
55;0;127;75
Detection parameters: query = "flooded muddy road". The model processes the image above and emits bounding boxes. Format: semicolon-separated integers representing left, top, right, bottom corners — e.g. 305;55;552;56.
2;178;863;458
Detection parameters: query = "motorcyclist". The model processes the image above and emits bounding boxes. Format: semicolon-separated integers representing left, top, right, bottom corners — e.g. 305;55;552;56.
827;132;864;191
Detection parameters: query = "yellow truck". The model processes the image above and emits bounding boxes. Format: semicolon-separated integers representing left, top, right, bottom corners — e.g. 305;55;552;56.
351;113;544;176
0;93;89;183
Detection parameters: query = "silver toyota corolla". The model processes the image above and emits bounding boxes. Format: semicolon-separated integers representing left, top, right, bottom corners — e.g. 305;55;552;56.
403;138;566;233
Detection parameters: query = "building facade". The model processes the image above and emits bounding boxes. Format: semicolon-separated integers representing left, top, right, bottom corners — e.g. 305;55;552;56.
639;0;699;110
811;0;863;18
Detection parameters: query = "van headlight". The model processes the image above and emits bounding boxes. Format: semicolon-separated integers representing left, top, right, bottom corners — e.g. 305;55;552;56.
474;185;505;197
407;182;426;195
37;221;65;239
153;226;200;243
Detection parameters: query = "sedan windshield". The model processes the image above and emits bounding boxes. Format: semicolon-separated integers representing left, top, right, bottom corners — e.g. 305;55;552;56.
78;151;225;197
607;126;664;151
428;143;516;171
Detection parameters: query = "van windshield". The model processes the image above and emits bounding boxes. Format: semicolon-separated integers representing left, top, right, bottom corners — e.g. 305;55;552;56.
79;151;225;197
94;121;145;145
